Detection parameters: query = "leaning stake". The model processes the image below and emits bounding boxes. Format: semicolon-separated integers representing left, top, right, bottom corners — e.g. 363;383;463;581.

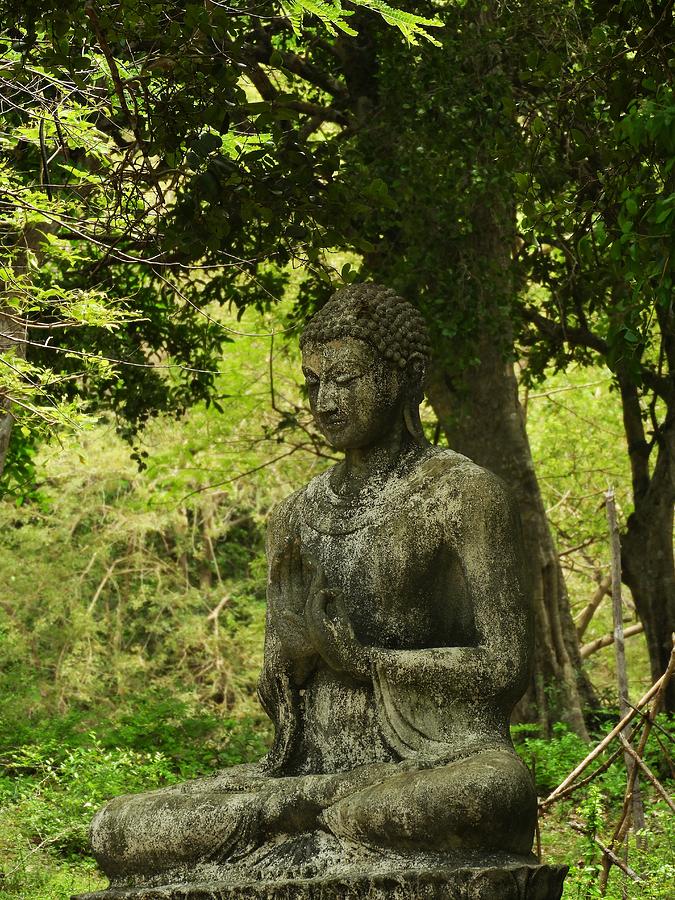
606;487;645;841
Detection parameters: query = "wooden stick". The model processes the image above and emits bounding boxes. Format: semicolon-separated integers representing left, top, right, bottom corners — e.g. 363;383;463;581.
652;731;675;779
539;744;625;809
580;622;644;659
606;487;645;839
543;642;675;807
542;680;657;805
570;823;643;883
623;701;674;745
619;735;675;813
599;641;675;892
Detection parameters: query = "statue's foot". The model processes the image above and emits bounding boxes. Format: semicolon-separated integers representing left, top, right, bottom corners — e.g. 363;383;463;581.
322;749;536;855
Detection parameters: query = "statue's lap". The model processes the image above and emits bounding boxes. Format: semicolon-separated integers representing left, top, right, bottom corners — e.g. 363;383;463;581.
91;748;536;882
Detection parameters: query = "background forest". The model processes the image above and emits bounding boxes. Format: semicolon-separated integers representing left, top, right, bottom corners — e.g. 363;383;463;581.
0;1;673;899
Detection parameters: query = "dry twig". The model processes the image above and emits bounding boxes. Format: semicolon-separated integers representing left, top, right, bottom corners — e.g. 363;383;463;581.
580;622;644;659
575;573;611;639
569;822;643;884
619;734;675;813
542;649;675;808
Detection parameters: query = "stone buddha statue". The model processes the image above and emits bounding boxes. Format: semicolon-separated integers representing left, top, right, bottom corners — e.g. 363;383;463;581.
78;284;567;900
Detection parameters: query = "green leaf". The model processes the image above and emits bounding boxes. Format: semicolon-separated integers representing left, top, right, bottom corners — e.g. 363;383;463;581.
654;205;673;224
532;117;546;136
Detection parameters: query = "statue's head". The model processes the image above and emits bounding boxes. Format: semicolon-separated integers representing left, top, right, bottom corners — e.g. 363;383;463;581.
300;283;431;451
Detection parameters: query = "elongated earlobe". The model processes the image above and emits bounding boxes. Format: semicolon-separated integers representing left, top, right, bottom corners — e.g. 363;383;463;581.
404;401;428;445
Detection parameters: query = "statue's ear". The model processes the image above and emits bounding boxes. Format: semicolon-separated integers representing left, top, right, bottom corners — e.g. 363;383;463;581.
403;353;428;445
405;352;427;399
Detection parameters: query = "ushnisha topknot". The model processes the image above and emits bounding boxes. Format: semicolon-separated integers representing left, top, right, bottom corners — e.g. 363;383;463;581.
299;283;432;374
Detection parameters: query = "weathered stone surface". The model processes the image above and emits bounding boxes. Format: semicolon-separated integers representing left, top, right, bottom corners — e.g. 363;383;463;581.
75;863;568;900
79;285;567;899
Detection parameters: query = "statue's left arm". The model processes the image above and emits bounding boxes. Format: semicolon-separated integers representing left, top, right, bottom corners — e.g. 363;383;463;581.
371;466;533;705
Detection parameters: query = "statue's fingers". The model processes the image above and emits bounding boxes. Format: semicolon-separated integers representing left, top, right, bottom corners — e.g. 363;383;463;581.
305;586;323;634
280;611;303;644
306;588;333;646
269;542;286;583
333;590;349;620
323;622;350;672
315;588;331;616
272;537;290;587
311;619;341;669
301;551;316;591
281;536;303;605
285;535;299;576
291;535;303;569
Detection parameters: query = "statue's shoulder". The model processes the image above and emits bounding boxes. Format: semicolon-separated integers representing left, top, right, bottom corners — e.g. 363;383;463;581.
266;485;306;539
266;467;332;536
419;447;514;511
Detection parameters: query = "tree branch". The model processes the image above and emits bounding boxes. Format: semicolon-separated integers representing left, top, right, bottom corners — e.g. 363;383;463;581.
580;622;644;659
521;306;608;355
249;28;349;100
619;734;675;813
575;574;611;639
618;373;651;501
542;642;675;808
569;823;643;883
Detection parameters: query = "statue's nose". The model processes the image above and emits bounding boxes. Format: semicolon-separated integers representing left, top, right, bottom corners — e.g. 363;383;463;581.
316;381;338;414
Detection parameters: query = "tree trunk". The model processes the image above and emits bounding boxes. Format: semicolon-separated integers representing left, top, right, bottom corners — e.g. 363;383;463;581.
422;185;592;737
426;341;592;738
620;379;675;711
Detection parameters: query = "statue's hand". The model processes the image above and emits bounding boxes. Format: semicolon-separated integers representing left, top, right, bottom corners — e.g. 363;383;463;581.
269;537;315;661
306;574;370;682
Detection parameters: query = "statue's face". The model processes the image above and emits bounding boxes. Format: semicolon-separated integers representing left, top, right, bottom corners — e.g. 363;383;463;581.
301;338;405;451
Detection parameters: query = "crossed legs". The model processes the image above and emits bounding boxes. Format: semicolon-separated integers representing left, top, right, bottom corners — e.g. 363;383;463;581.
91;750;536;885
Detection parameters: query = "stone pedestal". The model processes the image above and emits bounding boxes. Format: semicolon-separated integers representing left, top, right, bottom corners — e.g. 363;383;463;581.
74;863;568;900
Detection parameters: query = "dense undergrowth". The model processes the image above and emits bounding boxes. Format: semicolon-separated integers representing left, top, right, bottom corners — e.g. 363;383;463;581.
0;709;671;899
0;319;671;899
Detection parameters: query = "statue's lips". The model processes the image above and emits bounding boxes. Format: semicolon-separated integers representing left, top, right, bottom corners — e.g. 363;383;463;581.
317;415;345;431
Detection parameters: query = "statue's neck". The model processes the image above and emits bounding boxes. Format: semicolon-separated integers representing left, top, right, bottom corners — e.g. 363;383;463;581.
331;425;421;499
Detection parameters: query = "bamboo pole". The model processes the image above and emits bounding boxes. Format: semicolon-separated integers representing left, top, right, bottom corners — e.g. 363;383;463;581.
606;487;645;841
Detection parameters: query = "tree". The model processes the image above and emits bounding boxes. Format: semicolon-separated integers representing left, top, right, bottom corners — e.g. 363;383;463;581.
0;0;597;731
514;0;675;709
331;0;674;720
0;0;440;492
6;0;669;723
